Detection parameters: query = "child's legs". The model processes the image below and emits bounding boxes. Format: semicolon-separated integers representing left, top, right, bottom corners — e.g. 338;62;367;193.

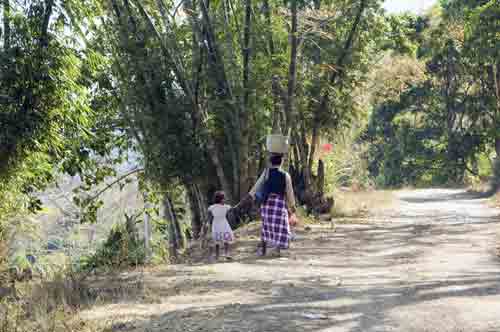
223;242;229;255
215;244;220;258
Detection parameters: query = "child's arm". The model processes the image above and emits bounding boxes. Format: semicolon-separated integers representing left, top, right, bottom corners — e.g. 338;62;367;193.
208;211;214;225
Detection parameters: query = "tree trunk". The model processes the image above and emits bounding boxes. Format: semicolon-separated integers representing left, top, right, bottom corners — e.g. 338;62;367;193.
164;194;179;259
186;0;242;202
186;182;208;239
143;193;152;261
186;184;202;239
198;0;233;99
262;0;275;57
3;0;10;50
220;0;242;201
40;0;54;47
307;0;321;173
493;63;500;159
239;0;252;199
264;0;285;135
126;0;236;211
284;0;298;133
124;213;138;243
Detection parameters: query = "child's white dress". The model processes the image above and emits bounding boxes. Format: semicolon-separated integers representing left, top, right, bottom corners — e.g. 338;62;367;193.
208;204;234;244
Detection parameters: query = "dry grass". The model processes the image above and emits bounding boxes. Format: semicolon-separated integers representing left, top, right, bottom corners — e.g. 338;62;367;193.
0;301;102;332
330;189;395;219
0;265;94;332
0;265;151;332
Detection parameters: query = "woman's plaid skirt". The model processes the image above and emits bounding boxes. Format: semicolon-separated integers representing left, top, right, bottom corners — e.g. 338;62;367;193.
260;194;290;249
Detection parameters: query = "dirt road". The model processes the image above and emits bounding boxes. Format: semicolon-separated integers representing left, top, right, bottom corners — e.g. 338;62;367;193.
83;189;500;332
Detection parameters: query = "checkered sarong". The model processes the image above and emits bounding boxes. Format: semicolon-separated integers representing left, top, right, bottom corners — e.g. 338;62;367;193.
260;194;290;249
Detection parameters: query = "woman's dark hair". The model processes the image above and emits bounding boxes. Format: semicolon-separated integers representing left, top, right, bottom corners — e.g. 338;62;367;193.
213;191;225;204
270;154;283;166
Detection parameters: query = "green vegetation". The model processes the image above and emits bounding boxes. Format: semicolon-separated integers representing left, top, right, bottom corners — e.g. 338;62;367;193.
0;0;498;328
79;222;145;273
364;1;500;188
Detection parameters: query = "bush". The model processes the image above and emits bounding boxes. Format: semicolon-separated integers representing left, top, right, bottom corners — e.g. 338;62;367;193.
322;128;373;193
78;223;146;273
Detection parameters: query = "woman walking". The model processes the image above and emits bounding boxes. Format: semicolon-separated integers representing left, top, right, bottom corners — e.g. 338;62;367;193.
249;153;296;256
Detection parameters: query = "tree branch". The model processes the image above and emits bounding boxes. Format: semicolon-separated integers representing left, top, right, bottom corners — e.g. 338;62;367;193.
131;0;195;103
88;168;144;202
41;0;54;47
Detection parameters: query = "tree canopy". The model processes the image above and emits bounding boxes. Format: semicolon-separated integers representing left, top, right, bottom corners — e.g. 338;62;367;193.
1;0;499;257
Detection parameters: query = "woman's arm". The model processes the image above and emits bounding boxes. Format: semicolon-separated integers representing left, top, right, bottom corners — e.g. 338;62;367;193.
248;169;266;197
285;173;296;213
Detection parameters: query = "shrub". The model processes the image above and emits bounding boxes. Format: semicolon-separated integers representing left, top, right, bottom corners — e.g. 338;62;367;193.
322;128;373;193
78;223;145;274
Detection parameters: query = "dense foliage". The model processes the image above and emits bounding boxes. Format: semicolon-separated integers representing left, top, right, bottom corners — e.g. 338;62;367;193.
1;0;499;268
365;0;500;188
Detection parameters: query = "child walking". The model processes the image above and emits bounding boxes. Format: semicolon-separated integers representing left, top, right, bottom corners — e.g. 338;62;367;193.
207;191;234;260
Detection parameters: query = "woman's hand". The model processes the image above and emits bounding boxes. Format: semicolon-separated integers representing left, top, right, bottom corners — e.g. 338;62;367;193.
238;194;253;209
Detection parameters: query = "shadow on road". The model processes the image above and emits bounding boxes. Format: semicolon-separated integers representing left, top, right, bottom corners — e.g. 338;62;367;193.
399;190;490;204
89;189;500;332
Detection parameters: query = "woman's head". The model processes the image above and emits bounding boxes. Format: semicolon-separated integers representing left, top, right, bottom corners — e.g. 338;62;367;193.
270;153;283;166
213;191;225;204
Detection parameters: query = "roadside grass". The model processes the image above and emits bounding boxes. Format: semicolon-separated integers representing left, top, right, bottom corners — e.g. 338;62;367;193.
330;189;395;220
0;264;154;332
0;268;102;332
1;234;155;332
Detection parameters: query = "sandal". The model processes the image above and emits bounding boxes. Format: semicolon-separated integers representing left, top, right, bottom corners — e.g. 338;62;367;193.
269;250;281;258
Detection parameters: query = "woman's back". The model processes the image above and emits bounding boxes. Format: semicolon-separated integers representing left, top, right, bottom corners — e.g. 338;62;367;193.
267;168;286;196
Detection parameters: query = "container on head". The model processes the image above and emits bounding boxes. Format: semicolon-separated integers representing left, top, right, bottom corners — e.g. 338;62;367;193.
266;134;289;154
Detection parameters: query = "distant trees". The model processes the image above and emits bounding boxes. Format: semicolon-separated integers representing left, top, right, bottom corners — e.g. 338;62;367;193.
365;0;500;188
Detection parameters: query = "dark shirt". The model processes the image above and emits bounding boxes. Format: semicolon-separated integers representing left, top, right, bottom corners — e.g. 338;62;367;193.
267;168;286;196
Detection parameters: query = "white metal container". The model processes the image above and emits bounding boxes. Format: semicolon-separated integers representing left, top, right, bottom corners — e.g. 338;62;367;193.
266;134;289;154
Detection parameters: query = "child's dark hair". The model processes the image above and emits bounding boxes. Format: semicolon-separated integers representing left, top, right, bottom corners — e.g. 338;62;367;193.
213;191;225;204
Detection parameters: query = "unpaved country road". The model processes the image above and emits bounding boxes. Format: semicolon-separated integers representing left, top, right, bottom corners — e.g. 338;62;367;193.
83;189;500;332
